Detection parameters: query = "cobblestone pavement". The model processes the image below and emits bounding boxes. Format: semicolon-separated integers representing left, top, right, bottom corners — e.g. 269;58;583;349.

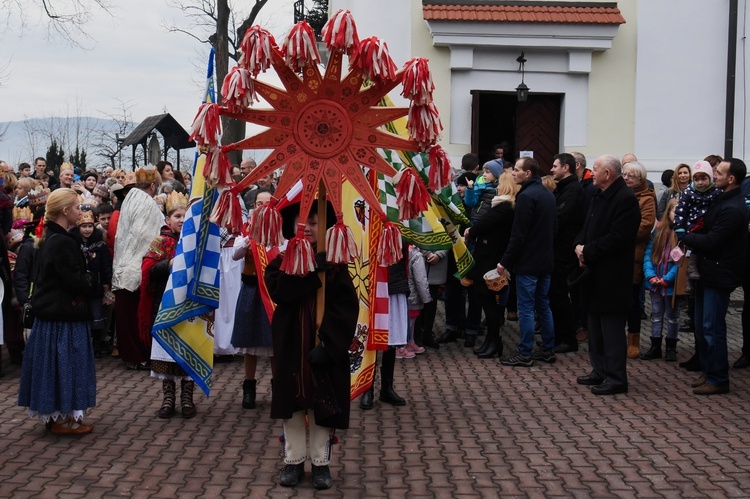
2;291;750;498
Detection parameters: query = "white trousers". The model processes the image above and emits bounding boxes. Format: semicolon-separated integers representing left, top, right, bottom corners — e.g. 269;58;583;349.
214;246;242;355
282;410;334;466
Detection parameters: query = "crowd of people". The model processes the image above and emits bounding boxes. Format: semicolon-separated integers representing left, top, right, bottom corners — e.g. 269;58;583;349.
0;148;748;489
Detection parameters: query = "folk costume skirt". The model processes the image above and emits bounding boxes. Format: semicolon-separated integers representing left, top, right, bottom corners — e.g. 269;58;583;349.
18;319;96;422
231;277;273;357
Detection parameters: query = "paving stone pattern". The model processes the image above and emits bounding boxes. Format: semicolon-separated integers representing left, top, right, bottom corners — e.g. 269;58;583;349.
2;291;750;497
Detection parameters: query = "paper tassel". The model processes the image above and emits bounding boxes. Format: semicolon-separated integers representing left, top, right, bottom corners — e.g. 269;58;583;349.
321;9;359;54
280;226;316;276
239;26;277;77
204;147;233;188
326;216;359;264
249;203;284;247
283;21;321;72
189;103;222;148
428;145;452;192
393;168;430;220
350;36;398;85
210;188;244;234
377;220;402;266
407;102;443;149
35;218;45;239
401;58;435;105
221;66;256;111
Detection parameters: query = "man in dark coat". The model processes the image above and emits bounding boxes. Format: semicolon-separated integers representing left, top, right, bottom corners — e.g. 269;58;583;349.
498;157;557;367
264;203;357;490
549;153;584;353
683;158;748;395
574;154;640;395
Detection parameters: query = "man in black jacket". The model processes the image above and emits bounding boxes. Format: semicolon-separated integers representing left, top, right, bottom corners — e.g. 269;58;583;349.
498;157;556;367
574;155;640;395
549;153;584;353
683;158;748;395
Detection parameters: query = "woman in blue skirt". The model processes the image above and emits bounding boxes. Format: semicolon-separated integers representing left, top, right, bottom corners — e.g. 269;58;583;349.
18;188;97;435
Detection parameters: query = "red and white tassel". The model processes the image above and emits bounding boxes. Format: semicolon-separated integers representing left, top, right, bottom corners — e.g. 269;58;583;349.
239;26;277;77
321;9;359;54
280;226;316;276
221;66;256;112
326;216;359;264
189;103;222;148
401;58;435;105
393;167;430;220
249;203;284;247
204;147;233;188
283;21;321;72
407;102;443;149
210;188;244;235
428;145;452;192
377;220;402;266
350;37;398;85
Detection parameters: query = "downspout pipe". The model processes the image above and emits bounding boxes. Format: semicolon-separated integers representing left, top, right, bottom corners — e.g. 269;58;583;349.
725;0;739;159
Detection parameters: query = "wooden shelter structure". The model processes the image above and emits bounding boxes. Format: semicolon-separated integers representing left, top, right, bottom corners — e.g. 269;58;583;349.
119;113;195;170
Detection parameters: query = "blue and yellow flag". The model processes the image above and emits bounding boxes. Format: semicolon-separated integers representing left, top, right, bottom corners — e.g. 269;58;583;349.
152;49;222;396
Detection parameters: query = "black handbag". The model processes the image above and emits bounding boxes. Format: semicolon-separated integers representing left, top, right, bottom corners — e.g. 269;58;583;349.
22;300;34;329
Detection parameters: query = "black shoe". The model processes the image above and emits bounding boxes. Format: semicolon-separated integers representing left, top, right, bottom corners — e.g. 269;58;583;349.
477;339;501;358
464;334;476;348
473;336;493;355
360;388;374;410
436;329;457;344
733;354;750;369
576;373;604;386
500;351;534;367
379;385;406;406
553;343;578;354
422;336;440;349
242;379;257;409
532;348;556;364
679;353;701;371
279;463;305;487
312;465;333;490
591;383;628;395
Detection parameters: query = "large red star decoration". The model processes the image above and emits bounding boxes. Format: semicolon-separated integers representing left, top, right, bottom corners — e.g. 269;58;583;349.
189;10;451;275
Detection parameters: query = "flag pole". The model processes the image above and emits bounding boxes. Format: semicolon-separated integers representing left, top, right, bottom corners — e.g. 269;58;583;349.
315;180;327;343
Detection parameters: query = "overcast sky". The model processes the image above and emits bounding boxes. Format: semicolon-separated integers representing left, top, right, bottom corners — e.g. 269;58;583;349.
1;0;298;128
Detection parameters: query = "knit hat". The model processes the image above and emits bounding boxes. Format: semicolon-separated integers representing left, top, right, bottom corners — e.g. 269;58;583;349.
483;159;504;180
82;171;99;184
692;161;713;181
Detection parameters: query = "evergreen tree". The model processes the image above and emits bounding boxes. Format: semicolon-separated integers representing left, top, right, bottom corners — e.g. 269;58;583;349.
69;146;87;170
46;140;65;176
306;0;329;40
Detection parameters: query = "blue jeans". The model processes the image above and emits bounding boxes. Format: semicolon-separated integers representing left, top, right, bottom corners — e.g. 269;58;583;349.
649;291;679;339
694;282;731;387
516;274;555;356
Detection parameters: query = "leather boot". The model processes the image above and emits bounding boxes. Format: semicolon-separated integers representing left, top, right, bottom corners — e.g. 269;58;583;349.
665;338;678;362
379;349;405;406
242;379;256;409
627;333;640;359
640;337;662;360
181;379;197;419
158;380;176;418
360;387;374;410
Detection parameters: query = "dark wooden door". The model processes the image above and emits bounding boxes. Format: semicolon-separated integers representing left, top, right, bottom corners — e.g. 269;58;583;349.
515;94;561;174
